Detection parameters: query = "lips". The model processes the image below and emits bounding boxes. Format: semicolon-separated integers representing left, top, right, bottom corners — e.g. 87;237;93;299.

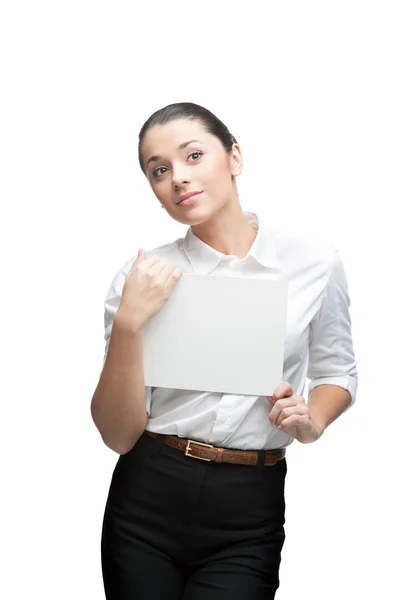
177;191;202;204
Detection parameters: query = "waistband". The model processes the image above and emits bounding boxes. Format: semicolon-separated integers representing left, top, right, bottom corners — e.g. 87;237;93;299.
145;430;286;466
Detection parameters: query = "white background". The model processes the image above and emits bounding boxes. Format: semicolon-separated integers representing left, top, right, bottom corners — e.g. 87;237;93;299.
1;1;398;598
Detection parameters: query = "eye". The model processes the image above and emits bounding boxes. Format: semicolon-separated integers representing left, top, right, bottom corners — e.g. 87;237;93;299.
153;166;168;178
188;150;203;162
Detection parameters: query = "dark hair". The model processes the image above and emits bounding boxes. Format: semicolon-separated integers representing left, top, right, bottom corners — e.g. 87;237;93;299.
138;102;237;174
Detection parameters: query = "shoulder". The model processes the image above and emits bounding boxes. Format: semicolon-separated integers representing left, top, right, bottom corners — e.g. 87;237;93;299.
268;226;336;276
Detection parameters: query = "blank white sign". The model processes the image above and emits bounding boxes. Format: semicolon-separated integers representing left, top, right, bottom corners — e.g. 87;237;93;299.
143;273;288;396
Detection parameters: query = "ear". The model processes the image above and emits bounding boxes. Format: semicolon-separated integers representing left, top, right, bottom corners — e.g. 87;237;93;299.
229;143;243;177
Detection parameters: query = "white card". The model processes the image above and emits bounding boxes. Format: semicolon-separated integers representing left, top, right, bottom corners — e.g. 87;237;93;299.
143;273;288;396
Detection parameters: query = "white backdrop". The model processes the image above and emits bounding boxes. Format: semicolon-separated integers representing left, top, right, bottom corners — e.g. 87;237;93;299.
1;1;398;598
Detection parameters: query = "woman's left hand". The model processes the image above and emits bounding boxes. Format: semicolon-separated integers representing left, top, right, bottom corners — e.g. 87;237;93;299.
267;381;323;444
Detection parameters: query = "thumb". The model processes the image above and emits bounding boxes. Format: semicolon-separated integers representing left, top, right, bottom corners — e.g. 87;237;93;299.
135;248;147;264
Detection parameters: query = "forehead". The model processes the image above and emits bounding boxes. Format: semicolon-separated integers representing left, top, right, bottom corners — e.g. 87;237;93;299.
141;118;218;158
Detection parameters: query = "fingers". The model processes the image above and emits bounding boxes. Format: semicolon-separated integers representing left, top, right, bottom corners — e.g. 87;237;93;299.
280;413;309;429
132;249;162;271
134;254;176;275
270;403;308;428
122;251;183;329
133;252;183;291
274;381;294;401
269;393;306;427
164;266;183;292
267;381;294;405
137;254;162;269
149;257;174;276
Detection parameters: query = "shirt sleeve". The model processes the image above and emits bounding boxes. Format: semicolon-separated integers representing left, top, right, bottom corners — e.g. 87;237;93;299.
307;248;358;409
102;264;152;415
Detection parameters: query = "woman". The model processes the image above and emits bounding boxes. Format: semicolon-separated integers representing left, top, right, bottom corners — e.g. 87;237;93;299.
91;102;358;599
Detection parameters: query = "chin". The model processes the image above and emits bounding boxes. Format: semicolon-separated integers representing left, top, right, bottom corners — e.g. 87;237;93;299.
176;209;216;227
173;215;207;227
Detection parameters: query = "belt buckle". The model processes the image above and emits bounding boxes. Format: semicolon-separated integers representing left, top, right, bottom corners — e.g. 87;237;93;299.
185;439;213;461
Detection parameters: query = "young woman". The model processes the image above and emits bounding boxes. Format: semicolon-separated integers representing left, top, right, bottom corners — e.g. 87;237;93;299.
91;102;358;599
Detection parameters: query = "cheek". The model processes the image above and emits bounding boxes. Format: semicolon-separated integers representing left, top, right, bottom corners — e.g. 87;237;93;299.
203;159;231;187
151;180;170;202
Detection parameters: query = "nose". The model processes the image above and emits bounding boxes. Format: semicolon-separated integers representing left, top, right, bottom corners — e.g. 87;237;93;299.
171;166;191;189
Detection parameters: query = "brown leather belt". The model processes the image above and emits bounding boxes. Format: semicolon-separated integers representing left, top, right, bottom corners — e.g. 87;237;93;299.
145;430;286;466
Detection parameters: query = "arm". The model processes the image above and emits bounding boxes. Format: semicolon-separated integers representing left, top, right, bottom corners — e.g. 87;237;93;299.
307;384;351;436
306;247;358;434
269;248;358;442
90;312;148;455
90;250;182;454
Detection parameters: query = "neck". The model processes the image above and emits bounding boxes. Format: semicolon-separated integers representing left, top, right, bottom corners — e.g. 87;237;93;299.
190;198;257;259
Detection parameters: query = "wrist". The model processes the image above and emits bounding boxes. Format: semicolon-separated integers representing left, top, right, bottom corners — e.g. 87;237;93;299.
310;411;326;438
114;308;145;336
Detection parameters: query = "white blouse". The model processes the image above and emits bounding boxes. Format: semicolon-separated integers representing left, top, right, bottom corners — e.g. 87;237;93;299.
103;212;358;450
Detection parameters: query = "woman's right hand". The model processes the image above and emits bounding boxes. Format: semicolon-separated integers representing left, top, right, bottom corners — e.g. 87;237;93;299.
117;248;183;333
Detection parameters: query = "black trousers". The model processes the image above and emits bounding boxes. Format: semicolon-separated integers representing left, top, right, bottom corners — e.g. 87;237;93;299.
101;432;287;599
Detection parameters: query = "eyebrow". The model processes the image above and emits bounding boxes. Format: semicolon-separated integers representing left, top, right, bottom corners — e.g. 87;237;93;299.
146;140;203;168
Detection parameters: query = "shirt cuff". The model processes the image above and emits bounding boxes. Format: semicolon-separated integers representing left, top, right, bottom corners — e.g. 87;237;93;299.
308;374;358;410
